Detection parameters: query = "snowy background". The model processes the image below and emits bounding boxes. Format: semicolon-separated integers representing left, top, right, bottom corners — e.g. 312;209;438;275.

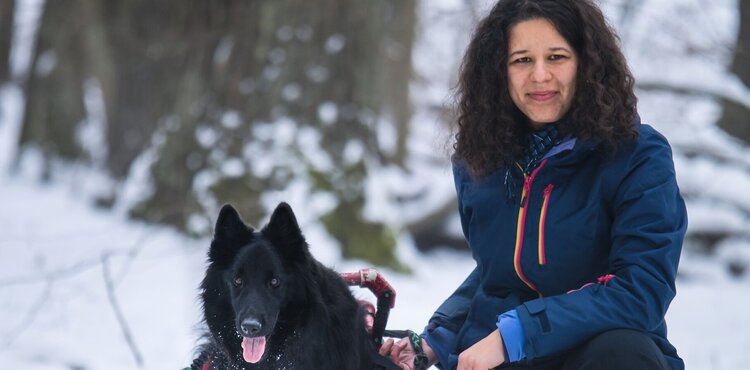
2;0;750;369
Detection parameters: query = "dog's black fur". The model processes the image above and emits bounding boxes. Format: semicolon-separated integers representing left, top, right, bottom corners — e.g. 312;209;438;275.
196;202;396;369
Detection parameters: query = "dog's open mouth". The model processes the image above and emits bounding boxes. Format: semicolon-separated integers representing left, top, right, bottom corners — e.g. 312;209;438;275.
241;336;267;363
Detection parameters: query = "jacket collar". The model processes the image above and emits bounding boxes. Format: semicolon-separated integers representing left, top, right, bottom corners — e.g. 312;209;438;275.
549;113;642;167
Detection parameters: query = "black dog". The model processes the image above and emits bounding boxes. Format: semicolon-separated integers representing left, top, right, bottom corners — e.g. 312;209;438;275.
194;202;398;369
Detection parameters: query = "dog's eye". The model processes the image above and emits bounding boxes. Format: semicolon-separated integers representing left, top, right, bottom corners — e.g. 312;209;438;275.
233;276;243;287
269;277;280;288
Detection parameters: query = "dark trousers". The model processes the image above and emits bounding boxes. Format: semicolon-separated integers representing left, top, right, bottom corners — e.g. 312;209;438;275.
498;329;670;370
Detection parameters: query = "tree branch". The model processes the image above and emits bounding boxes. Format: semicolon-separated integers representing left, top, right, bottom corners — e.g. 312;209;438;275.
102;253;144;368
2;279;53;348
0;231;155;288
636;78;750;111
0;256;104;287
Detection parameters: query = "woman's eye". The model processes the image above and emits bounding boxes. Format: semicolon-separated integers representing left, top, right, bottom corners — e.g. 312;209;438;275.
269;277;280;288
233;277;243;287
512;57;531;64
549;54;566;61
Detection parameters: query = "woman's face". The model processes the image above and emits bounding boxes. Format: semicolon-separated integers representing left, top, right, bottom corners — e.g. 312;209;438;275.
507;18;578;130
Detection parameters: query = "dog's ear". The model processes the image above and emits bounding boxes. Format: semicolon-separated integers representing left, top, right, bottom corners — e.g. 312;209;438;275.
263;202;308;262
209;204;254;265
214;204;253;241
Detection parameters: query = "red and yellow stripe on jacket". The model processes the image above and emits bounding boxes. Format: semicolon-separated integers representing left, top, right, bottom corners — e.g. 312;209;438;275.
512;159;549;294
538;183;554;265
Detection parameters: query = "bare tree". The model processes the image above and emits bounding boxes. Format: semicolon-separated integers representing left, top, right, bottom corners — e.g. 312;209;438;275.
0;0;12;82
717;0;750;143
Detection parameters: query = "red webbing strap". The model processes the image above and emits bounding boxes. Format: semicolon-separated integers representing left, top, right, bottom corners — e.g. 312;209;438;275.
340;268;396;308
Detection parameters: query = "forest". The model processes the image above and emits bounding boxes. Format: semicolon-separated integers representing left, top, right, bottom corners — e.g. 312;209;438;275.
1;0;749;271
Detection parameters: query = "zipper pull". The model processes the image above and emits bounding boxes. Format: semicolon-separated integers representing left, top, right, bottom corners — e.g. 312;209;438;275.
543;183;555;196
523;176;532;192
520;176;532;206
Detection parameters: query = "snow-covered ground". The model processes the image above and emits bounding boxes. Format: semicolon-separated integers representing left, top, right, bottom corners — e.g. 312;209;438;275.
0;176;748;370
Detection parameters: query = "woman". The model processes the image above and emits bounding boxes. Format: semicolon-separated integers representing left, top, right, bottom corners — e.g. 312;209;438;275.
380;0;687;369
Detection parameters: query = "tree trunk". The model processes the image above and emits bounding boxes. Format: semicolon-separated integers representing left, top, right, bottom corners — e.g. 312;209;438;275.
20;0;87;174
0;0;12;82
717;0;750;143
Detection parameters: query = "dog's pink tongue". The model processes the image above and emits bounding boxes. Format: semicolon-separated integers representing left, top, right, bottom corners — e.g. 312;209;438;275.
241;337;266;363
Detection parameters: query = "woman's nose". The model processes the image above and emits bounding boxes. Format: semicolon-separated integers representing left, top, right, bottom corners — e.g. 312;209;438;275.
530;62;552;82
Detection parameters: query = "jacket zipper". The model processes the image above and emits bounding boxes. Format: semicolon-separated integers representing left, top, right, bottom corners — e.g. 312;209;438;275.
538;184;555;265
513;159;548;293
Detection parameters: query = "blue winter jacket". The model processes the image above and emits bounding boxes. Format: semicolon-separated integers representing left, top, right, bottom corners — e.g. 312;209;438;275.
425;122;687;369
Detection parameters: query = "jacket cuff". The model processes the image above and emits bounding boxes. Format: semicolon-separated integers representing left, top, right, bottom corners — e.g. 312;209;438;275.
516;298;549;360
497;309;526;362
422;324;457;369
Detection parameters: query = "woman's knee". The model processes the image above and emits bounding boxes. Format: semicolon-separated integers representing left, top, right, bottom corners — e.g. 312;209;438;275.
563;329;669;370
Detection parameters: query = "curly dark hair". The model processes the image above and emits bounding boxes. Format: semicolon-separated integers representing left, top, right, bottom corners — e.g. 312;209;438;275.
453;0;638;178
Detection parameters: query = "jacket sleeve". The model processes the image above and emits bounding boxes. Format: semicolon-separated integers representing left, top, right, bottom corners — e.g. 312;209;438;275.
516;129;688;360
423;266;479;369
424;160;480;339
428;266;480;332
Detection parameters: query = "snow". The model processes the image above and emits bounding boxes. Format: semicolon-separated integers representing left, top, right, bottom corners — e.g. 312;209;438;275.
294;127;334;172
79;78;108;167
221;111;242;130
637;68;750;110
0;179;203;369
212;36;234;67
317;102;338;125
33;50;56;78
1;177;749;369
0;84;25;177
9;0;45;80
324;34;346;55
281;83;301;102
305;65;329;83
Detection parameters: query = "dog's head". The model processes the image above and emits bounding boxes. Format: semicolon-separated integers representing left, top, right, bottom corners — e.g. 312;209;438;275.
207;202;310;364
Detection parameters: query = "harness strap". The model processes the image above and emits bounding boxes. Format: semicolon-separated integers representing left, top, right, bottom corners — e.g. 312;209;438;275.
406;330;428;370
188;351;211;370
381;329;428;370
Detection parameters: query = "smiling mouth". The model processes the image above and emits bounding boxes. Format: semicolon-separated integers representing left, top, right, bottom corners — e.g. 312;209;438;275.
528;91;557;101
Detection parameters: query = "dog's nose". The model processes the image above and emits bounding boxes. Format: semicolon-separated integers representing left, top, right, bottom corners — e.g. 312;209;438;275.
241;318;262;336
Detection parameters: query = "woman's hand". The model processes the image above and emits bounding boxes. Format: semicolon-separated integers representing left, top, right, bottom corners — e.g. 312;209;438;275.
457;330;506;370
379;336;437;370
380;337;416;370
